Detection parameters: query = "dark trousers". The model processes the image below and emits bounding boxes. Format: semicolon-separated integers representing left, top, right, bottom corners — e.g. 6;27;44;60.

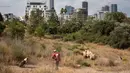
55;61;59;70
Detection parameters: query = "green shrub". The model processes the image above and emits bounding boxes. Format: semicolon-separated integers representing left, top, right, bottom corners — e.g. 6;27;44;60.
0;22;5;36
109;24;130;49
5;20;25;39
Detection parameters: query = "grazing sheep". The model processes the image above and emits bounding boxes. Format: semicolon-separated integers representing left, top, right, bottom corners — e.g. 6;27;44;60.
83;50;96;60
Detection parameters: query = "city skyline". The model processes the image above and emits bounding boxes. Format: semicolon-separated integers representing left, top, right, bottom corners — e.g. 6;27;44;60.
0;0;130;17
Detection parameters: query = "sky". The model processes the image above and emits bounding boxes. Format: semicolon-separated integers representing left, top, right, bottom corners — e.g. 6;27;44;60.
0;0;130;17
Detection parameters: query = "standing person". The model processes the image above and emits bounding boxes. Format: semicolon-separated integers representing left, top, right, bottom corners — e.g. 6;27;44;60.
51;50;61;70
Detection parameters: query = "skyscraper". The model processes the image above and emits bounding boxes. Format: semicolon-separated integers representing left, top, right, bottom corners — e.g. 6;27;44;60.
102;5;109;12
111;4;118;12
49;0;54;10
65;5;75;15
82;1;88;16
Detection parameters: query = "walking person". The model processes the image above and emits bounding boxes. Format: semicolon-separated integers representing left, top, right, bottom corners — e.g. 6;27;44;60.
51;50;61;70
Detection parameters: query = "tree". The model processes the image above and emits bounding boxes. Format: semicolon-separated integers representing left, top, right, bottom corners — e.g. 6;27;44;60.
28;9;44;34
59;18;83;33
0;22;5;36
64;8;67;14
5;20;25;39
34;24;45;38
60;8;64;14
92;20;115;35
0;12;4;22
25;14;29;21
47;13;60;34
104;12;126;23
30;9;44;26
109;23;130;49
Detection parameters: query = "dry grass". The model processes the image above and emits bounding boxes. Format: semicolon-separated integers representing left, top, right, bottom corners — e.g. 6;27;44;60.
36;67;54;73
0;64;13;73
0;37;49;65
1;36;130;72
62;54;90;68
84;43;130;71
95;58;115;67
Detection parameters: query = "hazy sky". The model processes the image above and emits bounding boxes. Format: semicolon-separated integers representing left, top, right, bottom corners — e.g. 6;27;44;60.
0;0;130;17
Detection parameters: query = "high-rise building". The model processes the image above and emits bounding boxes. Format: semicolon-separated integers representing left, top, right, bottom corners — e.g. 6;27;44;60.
49;0;54;10
102;5;109;12
111;4;118;12
82;1;88;16
25;1;46;17
65;5;75;15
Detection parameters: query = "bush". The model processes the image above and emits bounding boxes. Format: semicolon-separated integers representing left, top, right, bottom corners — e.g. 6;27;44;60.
63;31;83;42
34;25;45;38
109;23;130;49
105;12;126;23
59;20;83;33
5;20;25;39
0;12;3;22
0;22;5;36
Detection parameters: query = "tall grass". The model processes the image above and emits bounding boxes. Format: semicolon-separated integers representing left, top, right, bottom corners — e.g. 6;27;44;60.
0;64;13;73
0;37;47;64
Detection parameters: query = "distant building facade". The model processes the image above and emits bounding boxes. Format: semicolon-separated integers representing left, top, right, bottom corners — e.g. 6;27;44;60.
62;5;75;20
4;13;18;21
94;11;108;20
102;5;109;12
111;4;118;12
25;0;57;21
49;0;54;10
73;8;88;21
65;5;75;15
25;1;46;17
82;1;88;16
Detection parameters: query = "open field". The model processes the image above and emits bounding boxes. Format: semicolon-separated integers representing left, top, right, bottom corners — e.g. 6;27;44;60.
0;36;130;73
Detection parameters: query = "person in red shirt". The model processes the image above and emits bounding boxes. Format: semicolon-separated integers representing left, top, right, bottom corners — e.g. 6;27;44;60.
51;50;61;70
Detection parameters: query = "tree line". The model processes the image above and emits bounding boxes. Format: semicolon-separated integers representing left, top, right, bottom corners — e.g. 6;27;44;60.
0;10;130;49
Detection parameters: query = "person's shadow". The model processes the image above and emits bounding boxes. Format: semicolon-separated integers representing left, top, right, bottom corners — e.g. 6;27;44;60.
18;64;37;69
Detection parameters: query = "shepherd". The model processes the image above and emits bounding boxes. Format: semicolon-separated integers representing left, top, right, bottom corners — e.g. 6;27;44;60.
51;50;61;70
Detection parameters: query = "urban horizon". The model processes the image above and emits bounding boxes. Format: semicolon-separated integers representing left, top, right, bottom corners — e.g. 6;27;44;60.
0;0;130;17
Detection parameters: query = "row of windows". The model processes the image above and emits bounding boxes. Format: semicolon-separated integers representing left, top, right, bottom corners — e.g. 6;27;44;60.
33;5;42;8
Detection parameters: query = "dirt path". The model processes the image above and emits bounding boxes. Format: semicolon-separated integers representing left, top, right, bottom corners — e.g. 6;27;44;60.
9;60;130;73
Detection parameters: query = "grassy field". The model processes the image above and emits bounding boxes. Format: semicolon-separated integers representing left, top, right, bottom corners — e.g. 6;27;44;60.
0;36;130;73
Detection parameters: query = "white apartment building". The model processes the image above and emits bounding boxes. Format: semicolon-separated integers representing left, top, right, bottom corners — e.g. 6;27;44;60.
25;1;47;17
94;11;109;20
25;0;56;21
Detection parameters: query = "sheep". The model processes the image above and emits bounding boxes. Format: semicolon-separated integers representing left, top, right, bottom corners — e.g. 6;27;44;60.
82;50;96;60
